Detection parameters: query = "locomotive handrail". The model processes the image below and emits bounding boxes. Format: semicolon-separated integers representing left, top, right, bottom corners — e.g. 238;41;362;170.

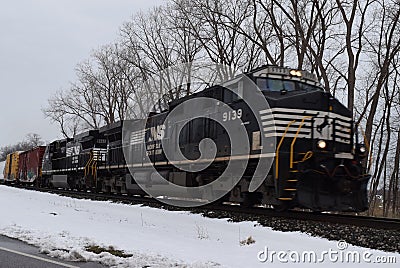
293;151;313;164
275;120;296;179
301;151;313;162
84;151;93;177
290;116;312;169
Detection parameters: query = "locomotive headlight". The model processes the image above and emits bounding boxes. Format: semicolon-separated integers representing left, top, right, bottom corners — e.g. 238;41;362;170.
356;144;367;158
317;140;327;149
290;70;302;77
358;145;366;154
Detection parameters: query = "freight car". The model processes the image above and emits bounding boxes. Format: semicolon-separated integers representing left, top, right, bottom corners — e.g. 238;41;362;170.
3;151;21;183
5;65;371;212
18;146;46;184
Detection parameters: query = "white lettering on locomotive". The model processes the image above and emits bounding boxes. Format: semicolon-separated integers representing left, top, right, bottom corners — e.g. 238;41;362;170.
148;124;166;142
66;145;81;157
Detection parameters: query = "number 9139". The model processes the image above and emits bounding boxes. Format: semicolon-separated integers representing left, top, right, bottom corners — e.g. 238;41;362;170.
222;109;243;122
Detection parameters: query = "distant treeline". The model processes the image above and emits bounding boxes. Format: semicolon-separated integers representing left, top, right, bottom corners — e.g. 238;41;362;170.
0;133;43;162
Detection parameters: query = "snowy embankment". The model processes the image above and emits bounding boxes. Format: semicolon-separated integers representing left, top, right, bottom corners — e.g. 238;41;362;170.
0;185;398;268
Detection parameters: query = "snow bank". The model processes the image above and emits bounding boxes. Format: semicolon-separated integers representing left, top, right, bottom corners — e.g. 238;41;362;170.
0;185;397;267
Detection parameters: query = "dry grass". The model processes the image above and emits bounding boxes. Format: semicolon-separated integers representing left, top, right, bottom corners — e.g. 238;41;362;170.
240;236;256;246
85;245;133;258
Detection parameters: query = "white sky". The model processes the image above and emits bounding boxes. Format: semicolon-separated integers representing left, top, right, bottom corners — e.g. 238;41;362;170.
0;0;165;146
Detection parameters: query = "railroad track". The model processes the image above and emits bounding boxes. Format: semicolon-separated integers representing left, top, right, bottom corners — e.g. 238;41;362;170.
215;206;400;231
4;183;400;231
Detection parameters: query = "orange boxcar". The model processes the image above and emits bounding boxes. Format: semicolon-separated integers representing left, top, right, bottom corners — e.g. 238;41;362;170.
3;152;21;182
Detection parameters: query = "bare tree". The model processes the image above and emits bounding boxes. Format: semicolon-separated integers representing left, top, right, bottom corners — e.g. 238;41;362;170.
25;133;44;147
173;0;260;77
364;1;400;145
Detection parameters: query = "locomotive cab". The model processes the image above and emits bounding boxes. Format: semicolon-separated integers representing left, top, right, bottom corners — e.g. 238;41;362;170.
243;66;370;212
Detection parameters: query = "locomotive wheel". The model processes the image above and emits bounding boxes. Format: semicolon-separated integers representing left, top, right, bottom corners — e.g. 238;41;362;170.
272;202;290;212
241;192;260;208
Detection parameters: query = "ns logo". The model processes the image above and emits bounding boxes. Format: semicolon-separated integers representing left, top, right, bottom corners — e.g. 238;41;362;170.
148;124;166;142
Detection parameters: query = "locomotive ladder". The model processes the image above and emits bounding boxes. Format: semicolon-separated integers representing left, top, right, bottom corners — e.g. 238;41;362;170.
84;151;98;189
275;116;313;202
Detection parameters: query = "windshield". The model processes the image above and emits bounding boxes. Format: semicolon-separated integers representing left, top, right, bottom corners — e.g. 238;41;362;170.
256;78;322;92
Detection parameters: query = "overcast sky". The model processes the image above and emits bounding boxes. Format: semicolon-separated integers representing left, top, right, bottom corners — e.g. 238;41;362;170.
0;0;165;146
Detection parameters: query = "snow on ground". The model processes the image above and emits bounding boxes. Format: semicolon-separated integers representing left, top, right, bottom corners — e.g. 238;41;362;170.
0;185;398;268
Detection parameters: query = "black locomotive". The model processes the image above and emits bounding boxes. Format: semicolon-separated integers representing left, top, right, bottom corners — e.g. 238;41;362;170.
41;66;370;212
